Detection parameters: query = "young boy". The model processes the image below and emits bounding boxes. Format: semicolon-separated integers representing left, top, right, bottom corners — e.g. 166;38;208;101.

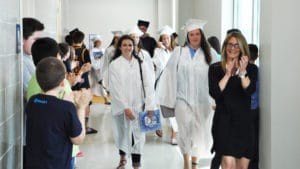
248;44;260;169
26;37;88;168
22;17;44;98
71;30;97;134
25;57;90;169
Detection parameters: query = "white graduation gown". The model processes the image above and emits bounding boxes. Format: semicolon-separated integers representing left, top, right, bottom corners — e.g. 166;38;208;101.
102;45;116;91
157;46;217;157
109;56;155;155
137;49;155;90
152;47;178;131
152;47;172;80
90;47;105;96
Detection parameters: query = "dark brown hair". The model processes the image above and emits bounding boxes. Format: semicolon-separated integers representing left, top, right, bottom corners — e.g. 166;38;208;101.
36;57;66;92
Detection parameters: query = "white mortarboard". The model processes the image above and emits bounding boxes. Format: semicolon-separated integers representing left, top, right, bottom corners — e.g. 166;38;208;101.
158;25;175;36
92;35;102;41
126;26;143;36
181;19;207;32
111;30;123;37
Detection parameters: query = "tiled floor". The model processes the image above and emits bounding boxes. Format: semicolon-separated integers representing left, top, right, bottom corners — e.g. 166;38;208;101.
76;103;212;169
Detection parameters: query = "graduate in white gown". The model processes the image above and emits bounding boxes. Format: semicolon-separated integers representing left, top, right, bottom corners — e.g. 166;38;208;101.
89;36;111;104
126;26;156;87
102;31;123;91
153;25;179;144
156;19;218;169
109;35;155;169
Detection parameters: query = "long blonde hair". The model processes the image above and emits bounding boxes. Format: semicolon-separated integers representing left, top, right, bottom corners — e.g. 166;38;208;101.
220;32;250;72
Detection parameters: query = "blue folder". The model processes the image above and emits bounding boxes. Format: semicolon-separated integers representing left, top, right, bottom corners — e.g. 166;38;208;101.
139;109;161;132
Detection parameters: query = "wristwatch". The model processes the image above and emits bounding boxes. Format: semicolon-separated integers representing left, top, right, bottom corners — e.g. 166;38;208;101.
239;71;247;79
239;74;246;78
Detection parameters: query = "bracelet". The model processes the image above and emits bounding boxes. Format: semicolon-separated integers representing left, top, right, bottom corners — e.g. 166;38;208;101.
239;74;246;78
239;71;247;78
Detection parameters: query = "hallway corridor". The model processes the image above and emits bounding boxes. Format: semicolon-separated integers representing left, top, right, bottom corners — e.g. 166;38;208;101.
76;102;212;169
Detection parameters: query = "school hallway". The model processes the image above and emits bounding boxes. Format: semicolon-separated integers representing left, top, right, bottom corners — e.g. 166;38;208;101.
76;100;212;169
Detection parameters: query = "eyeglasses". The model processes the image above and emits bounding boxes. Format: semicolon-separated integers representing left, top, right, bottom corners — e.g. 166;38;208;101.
226;43;240;49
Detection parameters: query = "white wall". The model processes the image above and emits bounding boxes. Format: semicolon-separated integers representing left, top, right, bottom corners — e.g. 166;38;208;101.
0;0;22;168
177;0;194;44
22;0;60;40
194;0;222;40
260;0;300;169
177;0;222;45
62;0;163;48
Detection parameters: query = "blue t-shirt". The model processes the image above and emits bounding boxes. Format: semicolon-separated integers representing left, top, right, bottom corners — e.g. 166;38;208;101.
25;94;82;169
188;46;197;59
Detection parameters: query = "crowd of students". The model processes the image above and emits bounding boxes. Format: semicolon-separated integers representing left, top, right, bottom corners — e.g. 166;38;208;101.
22;17;259;169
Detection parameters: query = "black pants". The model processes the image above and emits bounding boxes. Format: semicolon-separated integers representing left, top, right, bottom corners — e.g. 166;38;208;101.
119;150;141;167
119;134;141;167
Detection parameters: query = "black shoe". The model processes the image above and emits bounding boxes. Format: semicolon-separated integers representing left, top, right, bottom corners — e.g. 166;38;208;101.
86;127;98;134
104;101;111;105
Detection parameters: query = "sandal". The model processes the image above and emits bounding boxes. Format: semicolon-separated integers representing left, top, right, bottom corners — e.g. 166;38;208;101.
155;130;163;137
192;162;198;169
116;159;127;169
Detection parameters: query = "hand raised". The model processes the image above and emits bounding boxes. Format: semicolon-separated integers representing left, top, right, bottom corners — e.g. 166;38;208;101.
239;55;249;74
74;88;92;109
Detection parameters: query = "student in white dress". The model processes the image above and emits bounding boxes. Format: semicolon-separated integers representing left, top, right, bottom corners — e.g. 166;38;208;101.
126;26;156;85
156;19;218;169
102;31;123;91
153;25;179;145
109;35;155;169
89;36;110;104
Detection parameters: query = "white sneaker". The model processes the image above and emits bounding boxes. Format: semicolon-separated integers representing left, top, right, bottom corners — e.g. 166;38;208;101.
171;138;178;145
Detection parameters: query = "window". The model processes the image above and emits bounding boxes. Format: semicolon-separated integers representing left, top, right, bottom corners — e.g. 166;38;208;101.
233;0;260;44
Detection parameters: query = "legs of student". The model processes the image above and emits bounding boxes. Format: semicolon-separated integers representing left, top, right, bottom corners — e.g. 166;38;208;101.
131;119;145;169
191;156;198;169
132;153;141;169
99;80;111;105
116;150;127;169
85;104;98;134
169;117;178;145
183;154;190;169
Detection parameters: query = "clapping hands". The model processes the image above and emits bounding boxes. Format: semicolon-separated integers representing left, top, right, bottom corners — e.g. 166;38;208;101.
73;88;92;109
226;56;248;76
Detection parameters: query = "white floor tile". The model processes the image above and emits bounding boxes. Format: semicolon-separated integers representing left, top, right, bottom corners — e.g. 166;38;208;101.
76;103;212;169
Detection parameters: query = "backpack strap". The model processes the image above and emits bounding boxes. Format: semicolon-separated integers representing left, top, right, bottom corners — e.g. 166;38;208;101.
81;48;87;63
138;60;146;98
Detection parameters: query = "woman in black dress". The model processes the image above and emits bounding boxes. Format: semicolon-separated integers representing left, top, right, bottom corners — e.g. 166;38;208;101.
208;32;258;169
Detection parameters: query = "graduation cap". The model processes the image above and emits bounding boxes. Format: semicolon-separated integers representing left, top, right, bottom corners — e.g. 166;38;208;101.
137;19;150;28
227;28;242;35
157;25;175;36
111;30;123;37
126;26;143;36
69;28;79;35
91;35;102;42
181;19;207;32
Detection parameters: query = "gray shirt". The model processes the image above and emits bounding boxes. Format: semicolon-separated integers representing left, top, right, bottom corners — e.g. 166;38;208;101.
23;54;35;94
